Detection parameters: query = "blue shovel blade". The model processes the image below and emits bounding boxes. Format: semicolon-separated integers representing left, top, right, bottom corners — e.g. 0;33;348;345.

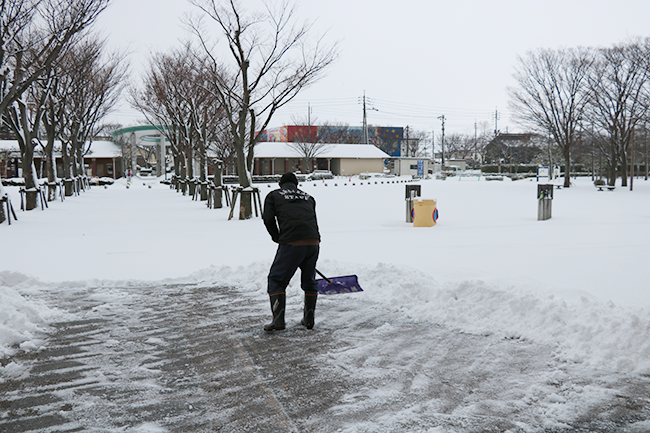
317;275;363;295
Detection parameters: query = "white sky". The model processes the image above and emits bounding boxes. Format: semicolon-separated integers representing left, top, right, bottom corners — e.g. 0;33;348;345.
96;0;650;136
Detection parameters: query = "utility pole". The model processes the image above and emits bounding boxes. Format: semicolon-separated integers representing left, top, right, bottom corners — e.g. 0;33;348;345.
362;92;369;145
360;91;377;145
405;125;410;156
474;120;478;168
494;108;500;136
307;103;312;126
438;115;446;166
362;93;367;144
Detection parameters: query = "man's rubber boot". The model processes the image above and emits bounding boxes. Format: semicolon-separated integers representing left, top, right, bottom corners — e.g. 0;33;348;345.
264;293;286;331
301;294;317;330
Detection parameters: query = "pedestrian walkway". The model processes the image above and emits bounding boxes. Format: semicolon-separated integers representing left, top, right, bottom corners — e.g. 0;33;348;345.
1;283;650;432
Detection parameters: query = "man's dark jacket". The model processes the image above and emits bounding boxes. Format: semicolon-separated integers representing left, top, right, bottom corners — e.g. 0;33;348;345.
263;183;320;244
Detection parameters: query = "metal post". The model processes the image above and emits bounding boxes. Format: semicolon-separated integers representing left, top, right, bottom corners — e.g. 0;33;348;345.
438;115;445;166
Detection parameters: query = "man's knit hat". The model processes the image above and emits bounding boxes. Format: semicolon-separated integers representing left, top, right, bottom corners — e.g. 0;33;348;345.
280;172;298;186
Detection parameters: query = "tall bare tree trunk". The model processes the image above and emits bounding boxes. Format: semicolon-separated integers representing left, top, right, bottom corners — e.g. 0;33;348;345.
619;146;629;187
563;149;572;187
44;131;58;201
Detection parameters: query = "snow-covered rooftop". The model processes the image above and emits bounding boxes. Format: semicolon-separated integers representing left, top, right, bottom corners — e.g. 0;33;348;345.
253;142;391;159
85;141;122;158
0;140;121;158
0;140;19;152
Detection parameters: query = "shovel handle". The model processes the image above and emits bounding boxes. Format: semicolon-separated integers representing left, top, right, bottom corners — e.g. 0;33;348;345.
315;268;332;284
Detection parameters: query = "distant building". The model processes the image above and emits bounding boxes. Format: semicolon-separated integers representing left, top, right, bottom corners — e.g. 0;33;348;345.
390;157;433;177
0;139;122;179
253;142;390;176
261;125;404;157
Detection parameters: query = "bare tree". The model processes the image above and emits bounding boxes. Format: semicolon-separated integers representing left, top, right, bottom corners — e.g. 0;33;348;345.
185;59;230;199
400;126;418;157
1;0;110;209
191;0;338;219
1;0;109;114
3;64;49;208
56;37;126;196
508;47;594;187
483;133;547;171
205;108;234;207
442;133;476;160
132;46;230;198
285;116;330;173
584;39;650;187
131;48;197;189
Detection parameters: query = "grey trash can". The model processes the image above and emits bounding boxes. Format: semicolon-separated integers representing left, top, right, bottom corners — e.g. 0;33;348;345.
537;184;553;221
405;185;421;222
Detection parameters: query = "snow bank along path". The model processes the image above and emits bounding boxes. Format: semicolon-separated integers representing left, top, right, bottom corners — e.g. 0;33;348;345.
1;175;650;375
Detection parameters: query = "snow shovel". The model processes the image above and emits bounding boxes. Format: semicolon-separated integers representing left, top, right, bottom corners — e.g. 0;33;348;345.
315;269;363;295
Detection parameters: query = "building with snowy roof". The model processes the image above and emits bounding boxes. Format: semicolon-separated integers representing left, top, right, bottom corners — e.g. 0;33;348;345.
0;139;123;180
252;142;391;176
260;125;404;157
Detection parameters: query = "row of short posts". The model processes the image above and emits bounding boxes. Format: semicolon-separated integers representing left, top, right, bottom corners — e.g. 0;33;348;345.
173;177;209;199
309;179;413;187
169;175;231;210
214;177;413;220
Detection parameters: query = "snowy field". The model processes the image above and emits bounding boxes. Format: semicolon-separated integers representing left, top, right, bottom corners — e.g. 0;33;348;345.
1;173;650;431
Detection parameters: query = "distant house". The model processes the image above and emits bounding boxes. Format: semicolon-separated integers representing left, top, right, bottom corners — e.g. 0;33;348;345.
484;133;546;165
0;139;123;180
390;157;434;176
252;142;391;176
83;140;123;178
0;141;18;179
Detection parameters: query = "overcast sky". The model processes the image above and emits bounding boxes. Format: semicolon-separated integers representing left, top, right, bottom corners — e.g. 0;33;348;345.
96;0;650;136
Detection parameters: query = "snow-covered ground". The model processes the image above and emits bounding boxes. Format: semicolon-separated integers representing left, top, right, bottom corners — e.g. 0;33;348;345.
1;173;650;430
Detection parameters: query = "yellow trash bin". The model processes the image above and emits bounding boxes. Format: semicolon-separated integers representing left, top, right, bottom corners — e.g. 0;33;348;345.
413;199;438;227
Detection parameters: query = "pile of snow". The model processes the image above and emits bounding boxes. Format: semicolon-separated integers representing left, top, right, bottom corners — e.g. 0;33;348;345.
360;264;650;373
1;174;649;375
0;272;64;359
182;260;650;375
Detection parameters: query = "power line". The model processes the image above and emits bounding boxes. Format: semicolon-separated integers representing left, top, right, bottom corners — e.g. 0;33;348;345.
275;96;514;133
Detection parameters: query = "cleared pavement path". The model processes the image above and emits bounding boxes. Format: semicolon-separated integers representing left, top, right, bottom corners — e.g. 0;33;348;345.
2;283;650;432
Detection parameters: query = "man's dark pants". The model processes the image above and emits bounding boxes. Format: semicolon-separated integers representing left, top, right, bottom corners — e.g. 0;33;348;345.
268;244;320;295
